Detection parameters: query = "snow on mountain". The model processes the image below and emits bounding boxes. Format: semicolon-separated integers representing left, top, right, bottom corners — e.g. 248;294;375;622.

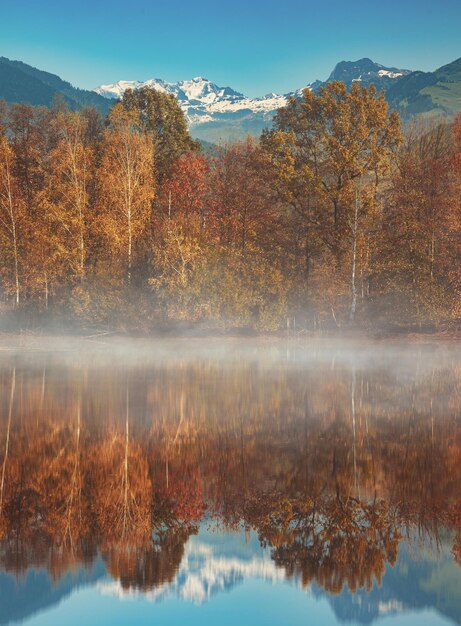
378;69;404;79
327;58;411;88
95;79;146;99
95;75;291;128
95;76;245;105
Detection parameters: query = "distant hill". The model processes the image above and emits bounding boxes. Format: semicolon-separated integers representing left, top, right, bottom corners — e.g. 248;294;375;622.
0;56;111;114
0;560;105;625
386;56;461;117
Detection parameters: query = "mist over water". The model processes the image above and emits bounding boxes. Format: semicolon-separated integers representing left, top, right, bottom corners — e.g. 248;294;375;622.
0;337;460;626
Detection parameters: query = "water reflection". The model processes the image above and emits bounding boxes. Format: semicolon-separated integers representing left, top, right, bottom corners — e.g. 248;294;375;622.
0;338;460;625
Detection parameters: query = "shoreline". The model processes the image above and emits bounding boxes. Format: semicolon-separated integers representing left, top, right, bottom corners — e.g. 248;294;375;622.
0;327;460;346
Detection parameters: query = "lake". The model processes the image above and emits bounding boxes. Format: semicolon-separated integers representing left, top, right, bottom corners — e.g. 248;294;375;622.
0;337;460;626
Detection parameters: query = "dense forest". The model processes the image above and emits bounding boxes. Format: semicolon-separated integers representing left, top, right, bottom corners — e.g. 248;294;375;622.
0;82;460;332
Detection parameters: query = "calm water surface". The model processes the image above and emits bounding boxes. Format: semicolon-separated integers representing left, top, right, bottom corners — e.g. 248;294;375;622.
0;337;460;626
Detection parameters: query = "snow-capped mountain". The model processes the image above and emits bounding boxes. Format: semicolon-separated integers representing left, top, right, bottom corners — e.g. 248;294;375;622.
97;530;288;604
95;76;245;107
95;76;295;140
93;59;411;142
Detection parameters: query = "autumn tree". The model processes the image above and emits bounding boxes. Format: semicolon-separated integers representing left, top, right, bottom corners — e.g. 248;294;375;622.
0;132;25;305
208;138;272;251
121;86;199;183
380;122;458;324
150;217;287;331
98;104;155;287
450;113;461;316
262;81;402;323
159;151;209;224
8;103;48;216
41;110;94;282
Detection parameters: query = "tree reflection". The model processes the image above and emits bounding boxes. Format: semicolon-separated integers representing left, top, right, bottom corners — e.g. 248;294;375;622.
104;526;198;592
242;493;400;593
0;352;459;596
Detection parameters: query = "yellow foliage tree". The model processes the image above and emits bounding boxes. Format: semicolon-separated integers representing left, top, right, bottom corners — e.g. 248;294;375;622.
99;104;155;287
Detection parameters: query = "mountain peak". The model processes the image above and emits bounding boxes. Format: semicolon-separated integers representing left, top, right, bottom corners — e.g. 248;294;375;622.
328;58;411;86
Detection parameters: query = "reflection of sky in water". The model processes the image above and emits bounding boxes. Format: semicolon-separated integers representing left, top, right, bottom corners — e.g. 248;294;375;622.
1;525;460;626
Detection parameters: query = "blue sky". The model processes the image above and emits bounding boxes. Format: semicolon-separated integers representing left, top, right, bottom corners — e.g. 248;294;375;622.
1;0;461;96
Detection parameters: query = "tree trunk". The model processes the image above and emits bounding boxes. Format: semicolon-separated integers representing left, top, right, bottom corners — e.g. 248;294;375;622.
0;368;15;516
349;191;359;322
128;216;132;286
351;369;358;493
3;149;20;305
122;386;130;538
44;271;49;309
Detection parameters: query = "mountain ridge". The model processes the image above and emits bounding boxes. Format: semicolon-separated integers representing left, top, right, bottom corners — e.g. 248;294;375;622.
0;56;111;113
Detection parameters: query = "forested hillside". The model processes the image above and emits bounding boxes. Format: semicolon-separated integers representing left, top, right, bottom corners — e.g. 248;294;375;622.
0;82;460;333
0;57;111;113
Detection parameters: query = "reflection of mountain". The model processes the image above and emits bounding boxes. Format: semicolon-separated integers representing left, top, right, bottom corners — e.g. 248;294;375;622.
97;527;461;626
0;559;105;625
0;529;460;626
99;528;285;604
318;540;461;625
